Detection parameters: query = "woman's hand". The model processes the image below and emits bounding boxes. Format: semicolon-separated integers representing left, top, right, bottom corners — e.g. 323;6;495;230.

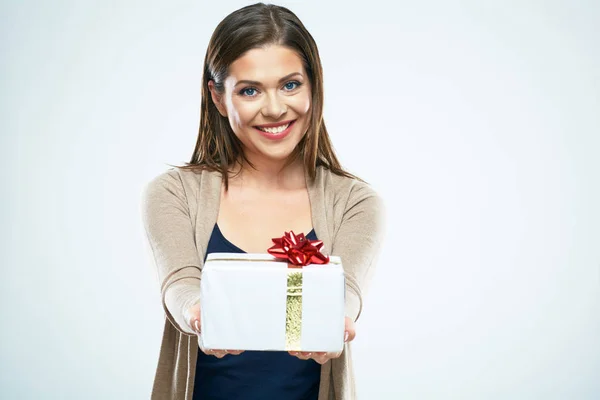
288;316;356;364
186;302;244;358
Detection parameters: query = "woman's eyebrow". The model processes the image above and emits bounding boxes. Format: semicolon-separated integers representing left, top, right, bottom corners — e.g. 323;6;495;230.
235;72;303;87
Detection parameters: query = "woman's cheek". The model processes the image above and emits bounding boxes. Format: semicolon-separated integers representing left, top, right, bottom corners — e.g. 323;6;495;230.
292;94;311;115
236;102;261;127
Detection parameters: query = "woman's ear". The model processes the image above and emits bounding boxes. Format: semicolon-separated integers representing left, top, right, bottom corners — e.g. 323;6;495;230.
208;80;227;117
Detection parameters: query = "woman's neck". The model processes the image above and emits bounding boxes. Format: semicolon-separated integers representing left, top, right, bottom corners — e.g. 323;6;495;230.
228;154;306;191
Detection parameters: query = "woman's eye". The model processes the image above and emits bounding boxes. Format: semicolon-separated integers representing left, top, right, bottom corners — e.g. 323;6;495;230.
240;87;258;97
284;81;301;91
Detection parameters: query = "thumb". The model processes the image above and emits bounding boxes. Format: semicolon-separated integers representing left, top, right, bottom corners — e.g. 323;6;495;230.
187;316;201;335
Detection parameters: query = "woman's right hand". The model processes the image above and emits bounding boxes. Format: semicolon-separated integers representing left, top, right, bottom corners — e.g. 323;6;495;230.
186;302;244;358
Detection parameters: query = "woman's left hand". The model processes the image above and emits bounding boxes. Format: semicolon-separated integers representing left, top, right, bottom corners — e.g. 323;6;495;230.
288;316;356;364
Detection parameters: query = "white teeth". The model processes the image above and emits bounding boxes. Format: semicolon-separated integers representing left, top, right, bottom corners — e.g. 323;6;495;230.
257;123;290;133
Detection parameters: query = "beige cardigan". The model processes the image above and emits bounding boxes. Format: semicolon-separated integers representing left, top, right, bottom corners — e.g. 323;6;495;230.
141;165;386;400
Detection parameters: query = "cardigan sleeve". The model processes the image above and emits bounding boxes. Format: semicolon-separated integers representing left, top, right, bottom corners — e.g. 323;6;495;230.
331;182;386;323
141;170;202;336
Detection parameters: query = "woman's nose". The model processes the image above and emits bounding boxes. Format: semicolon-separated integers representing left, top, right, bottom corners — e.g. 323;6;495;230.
261;92;287;118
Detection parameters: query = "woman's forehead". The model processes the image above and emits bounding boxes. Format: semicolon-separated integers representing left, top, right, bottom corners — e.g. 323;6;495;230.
227;45;305;84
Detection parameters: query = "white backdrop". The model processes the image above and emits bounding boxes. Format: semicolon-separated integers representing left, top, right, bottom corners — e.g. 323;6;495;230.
1;1;599;399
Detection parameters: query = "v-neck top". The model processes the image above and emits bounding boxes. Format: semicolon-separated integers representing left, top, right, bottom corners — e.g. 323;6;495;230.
192;223;321;400
211;223;316;253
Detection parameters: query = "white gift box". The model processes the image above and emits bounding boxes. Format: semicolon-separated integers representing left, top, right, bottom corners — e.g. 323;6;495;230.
199;253;345;352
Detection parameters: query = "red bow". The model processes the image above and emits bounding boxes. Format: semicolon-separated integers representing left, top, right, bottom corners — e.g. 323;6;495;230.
267;231;330;267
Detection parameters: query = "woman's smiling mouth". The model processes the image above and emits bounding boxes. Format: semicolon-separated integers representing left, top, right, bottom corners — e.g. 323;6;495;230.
253;119;297;139
253;119;296;132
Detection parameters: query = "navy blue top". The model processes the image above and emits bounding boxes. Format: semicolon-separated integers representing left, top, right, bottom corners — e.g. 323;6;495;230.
192;224;321;400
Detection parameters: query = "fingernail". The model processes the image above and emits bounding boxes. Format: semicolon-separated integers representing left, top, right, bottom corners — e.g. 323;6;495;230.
344;331;349;342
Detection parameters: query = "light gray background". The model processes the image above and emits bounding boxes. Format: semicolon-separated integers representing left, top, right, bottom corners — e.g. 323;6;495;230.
1;1;599;399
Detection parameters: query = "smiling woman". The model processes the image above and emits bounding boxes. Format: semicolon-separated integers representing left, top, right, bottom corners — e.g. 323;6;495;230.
173;3;361;191
141;3;386;400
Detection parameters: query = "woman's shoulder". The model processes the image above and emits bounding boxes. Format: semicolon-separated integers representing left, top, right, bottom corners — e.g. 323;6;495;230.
317;166;386;241
147;166;220;186
143;166;220;202
317;165;381;202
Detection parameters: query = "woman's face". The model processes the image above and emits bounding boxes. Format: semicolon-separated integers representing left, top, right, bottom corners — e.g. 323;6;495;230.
209;45;312;164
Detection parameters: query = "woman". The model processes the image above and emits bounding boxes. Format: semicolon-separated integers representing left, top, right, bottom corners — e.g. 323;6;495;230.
141;3;385;399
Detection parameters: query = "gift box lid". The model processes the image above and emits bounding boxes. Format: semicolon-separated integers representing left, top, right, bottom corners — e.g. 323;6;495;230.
205;252;341;265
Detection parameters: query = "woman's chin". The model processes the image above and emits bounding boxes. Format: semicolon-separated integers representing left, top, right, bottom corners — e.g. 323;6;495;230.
253;145;297;163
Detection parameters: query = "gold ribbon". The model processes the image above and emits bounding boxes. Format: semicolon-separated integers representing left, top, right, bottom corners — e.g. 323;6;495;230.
285;270;303;350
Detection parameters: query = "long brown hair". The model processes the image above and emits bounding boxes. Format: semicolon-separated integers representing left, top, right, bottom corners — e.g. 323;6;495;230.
170;3;363;190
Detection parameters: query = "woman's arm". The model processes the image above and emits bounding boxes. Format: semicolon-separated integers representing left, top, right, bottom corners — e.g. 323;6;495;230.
331;181;386;323
290;181;385;363
141;170;202;336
